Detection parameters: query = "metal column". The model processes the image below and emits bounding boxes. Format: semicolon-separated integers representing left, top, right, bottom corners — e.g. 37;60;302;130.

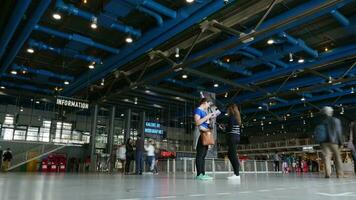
124;108;131;142
107;105;116;172
139;111;146;138
89;104;98;172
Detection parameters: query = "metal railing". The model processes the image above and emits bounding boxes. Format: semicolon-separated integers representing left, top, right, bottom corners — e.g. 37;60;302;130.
154;158;280;174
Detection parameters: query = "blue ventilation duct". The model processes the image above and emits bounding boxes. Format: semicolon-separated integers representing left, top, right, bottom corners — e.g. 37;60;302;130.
330;10;350;26
0;1;32;61
0;0;51;75
1;82;54;94
1;74;63;87
28;39;102;63
34;25;120;54
136;6;164;26
212;60;252;76
55;0;141;37
140;0;177;18
12;64;74;81
279;32;319;58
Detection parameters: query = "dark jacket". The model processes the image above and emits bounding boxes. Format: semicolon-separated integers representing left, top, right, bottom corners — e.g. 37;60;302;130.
3;151;12;162
125;143;134;160
322;116;343;145
135;138;144;152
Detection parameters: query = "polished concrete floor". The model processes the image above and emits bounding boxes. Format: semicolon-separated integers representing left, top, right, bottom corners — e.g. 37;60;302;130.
0;172;356;200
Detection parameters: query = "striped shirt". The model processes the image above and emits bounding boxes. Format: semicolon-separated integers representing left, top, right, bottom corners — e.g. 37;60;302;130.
227;115;240;135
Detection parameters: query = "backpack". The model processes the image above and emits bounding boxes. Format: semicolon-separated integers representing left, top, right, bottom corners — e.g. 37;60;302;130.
314;122;328;144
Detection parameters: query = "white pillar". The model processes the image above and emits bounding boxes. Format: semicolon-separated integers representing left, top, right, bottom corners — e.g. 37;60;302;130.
184;158;187;173
212;159;215;173
173;159;176;173
254;160;257;173
265;161;269;172
167;159;170;173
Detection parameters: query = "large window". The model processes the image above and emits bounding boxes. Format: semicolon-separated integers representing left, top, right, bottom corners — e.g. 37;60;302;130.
2;114;14;140
39;120;51;142
54;122;72;143
27;127;39;141
14;126;27;140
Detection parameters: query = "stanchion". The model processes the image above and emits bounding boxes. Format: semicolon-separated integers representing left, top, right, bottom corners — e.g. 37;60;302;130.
254;160;257;173
173;159;176;173
184;158;187;173
167;159;170;173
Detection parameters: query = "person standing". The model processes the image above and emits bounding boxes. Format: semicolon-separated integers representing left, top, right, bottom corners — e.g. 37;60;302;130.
2;148;13;171
117;143;126;173
194;98;214;180
318;106;344;178
273;153;280;172
135;136;144;175
125;138;134;174
145;140;155;173
348;121;356;175
224;104;242;180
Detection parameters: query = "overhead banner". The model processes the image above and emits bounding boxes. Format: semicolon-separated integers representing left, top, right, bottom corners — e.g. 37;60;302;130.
56;96;89;109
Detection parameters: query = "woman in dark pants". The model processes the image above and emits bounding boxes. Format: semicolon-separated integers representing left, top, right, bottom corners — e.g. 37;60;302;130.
224;104;242;179
194;98;214;180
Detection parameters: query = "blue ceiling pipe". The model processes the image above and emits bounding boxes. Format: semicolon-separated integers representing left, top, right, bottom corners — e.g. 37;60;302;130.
12;64;74;81
152;0;352;89
330;10;350;27
140;0;177;19
0;82;54;94
1;74;63;87
165;78;207;91
242;46;288;68
28;39;102;63
64;0;236;95
55;0;142;38
0;1;32;61
212;60;252;76
229;64;356;104
0;0;51;75
34;25;120;54
136;6;164;26
244;86;355;114
236;51;276;70
279;32;319;58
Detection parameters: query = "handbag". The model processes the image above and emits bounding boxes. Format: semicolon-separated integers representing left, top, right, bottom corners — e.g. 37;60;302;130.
200;130;215;146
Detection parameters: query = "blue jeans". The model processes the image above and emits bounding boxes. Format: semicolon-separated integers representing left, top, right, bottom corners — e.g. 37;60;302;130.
147;156;154;171
135;151;144;174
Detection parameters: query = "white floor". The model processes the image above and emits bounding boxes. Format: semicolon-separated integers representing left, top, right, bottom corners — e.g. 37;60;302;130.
0;173;356;200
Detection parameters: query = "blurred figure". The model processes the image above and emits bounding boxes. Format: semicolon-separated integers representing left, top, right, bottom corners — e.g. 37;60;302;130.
84;156;91;172
145;140;155;173
153;144;159;174
2;148;13;171
125;138;134;174
135;136;144;175
117;143;126;173
318;106;344;178
273;152;280;172
348;121;356;175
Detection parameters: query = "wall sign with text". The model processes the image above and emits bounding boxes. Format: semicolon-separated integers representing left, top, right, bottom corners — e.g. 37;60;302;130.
56;97;89;109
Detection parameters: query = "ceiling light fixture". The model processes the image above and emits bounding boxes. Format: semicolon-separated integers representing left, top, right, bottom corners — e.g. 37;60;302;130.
258;106;263;110
20;108;24;112
182;74;188;79
100;78;105;86
88;63;95;69
351;87;355;94
64;81;69;85
226;58;230;63
301;97;306;102
36;101;40;104
298;58;304;63
289;53;293;62
186;0;194;3
175;47;180;58
125;35;133;43
90;18;98;29
0;86;5;89
27;48;34;54
267;39;274;45
52;13;62;20
11;70;17;75
224;92;228;98
213;83;219;88
22;70;27;74
328;76;333;84
324;47;328;52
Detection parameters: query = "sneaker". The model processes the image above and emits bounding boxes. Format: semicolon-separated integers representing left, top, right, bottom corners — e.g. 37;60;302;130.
196;174;205;180
227;175;240;180
202;174;213;180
